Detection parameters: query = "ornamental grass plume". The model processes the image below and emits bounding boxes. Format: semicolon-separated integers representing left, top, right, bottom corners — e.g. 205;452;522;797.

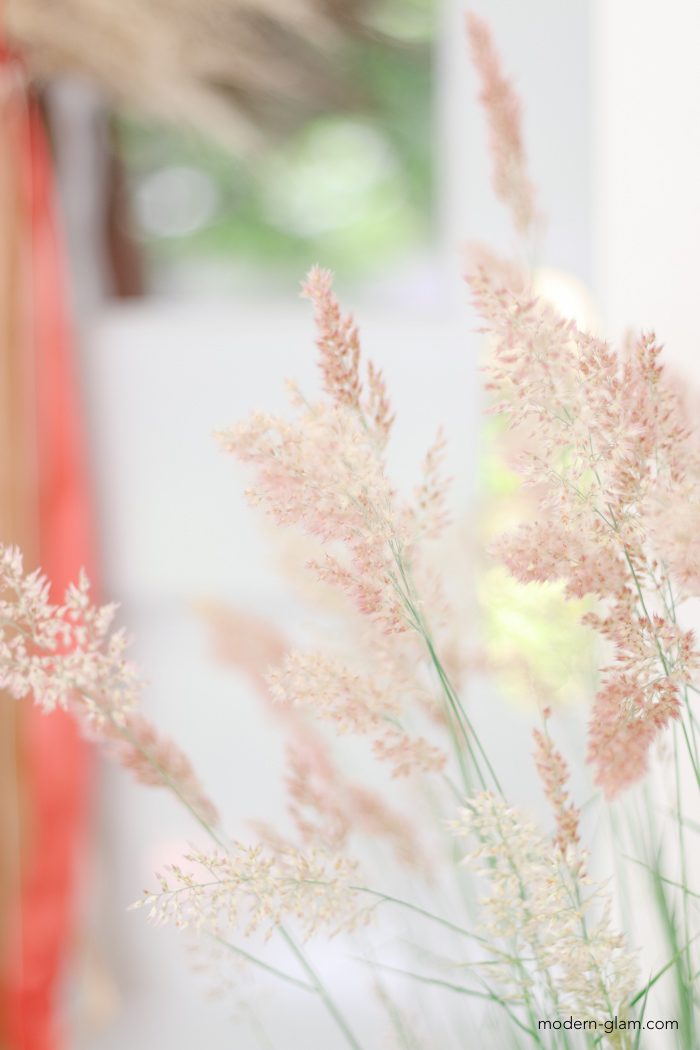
196;599;426;867
284;734;424;867
0;546;134;717
466;11;537;237
267;649;445;778
301;265;394;447
472;274;700;797
218;266;451;638
100;711;219;826
218;266;475;793
137;844;364;942
0;545;218;826
218;397;405;632
454;793;638;1043
532;709;580;856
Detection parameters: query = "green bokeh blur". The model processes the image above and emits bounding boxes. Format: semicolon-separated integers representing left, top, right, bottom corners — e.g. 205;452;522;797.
117;2;435;283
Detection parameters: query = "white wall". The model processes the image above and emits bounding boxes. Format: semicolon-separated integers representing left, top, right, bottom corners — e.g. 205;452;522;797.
593;0;700;375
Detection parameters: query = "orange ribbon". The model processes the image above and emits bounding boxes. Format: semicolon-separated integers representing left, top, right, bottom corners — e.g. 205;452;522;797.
0;46;95;1050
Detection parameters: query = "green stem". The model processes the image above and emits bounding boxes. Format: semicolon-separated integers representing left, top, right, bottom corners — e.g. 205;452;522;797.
211;934;315;992
280;927;364;1050
359;958;543;1043
351;886;486;943
389;539;502;795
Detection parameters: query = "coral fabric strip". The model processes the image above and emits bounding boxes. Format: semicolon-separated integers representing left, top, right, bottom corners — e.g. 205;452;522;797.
0;46;95;1050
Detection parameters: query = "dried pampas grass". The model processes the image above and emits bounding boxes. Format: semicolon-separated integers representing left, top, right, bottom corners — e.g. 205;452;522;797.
5;0;373;146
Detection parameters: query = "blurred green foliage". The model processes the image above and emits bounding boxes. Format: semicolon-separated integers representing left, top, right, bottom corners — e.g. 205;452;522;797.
477;421;596;711
117;5;434;282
